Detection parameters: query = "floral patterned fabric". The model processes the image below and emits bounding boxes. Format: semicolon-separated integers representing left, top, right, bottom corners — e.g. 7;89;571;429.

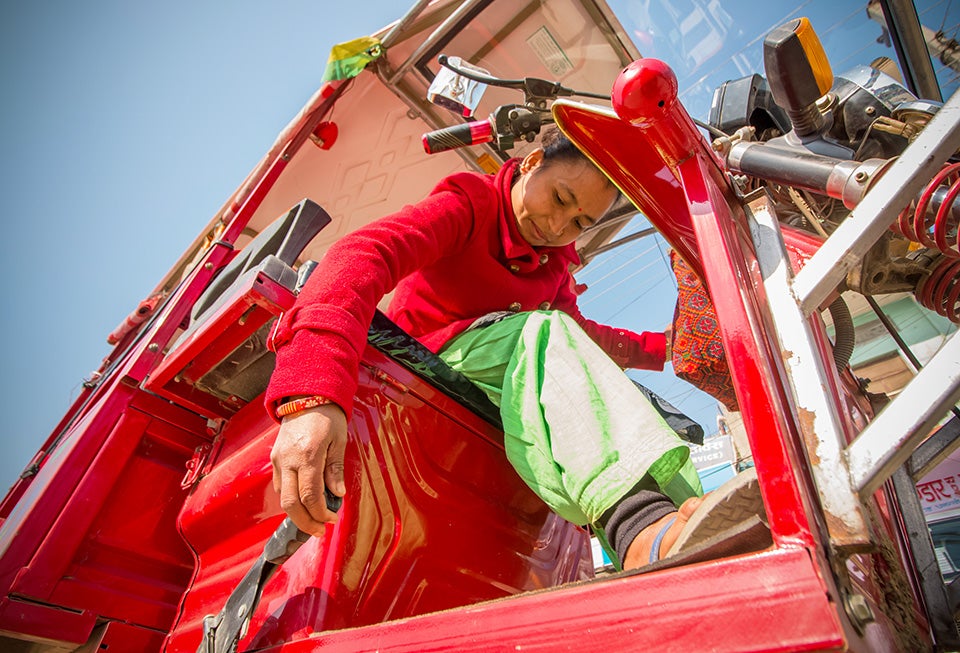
670;251;739;412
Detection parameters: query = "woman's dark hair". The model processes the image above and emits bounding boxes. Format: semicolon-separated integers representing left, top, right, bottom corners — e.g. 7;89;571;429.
540;126;590;165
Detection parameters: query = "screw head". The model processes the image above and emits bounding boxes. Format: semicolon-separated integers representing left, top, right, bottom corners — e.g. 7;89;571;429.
843;592;875;634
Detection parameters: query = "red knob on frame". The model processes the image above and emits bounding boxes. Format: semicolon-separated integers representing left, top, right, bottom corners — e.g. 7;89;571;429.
611;58;704;167
611;58;679;126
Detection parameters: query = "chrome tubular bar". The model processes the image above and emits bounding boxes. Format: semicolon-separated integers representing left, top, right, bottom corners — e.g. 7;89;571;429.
385;0;489;87
791;90;960;317
380;0;434;50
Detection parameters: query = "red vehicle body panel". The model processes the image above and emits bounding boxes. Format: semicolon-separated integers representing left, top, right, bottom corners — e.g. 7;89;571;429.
167;345;589;652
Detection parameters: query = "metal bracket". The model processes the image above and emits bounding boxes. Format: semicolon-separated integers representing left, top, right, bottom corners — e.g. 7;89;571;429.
197;490;342;653
197;518;310;653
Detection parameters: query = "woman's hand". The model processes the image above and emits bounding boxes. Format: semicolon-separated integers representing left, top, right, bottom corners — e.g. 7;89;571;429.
271;402;347;536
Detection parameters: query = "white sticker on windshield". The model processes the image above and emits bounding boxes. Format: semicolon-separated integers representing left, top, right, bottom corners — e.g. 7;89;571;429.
526;26;573;78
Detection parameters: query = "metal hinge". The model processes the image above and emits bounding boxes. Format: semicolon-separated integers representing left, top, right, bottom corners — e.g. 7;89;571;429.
181;426;224;490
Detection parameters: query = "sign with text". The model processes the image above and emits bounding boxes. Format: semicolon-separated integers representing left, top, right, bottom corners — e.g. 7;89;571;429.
916;455;960;520
688;435;735;471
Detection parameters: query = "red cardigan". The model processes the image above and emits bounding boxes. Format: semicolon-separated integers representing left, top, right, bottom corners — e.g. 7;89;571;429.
266;159;666;416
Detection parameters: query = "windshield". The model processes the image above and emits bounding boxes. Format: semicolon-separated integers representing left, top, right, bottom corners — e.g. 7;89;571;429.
607;0;958;121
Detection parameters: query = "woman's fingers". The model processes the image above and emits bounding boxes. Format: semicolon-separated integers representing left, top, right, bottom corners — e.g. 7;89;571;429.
279;464;328;536
299;447;339;524
324;431;348;498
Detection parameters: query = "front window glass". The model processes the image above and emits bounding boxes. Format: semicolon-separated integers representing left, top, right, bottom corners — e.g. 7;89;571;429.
608;0;959;121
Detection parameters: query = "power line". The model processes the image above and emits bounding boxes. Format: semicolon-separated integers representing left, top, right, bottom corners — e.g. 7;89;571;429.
605;276;671;321
580;258;665;307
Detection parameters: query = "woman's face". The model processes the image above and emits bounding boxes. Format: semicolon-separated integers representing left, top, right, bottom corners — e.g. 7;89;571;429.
511;149;618;248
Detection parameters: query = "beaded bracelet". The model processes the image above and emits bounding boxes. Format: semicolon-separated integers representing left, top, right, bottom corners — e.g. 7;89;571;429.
275;395;332;419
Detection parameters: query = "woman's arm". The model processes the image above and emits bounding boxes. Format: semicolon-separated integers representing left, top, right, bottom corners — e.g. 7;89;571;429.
552;276;668;370
266;173;494;533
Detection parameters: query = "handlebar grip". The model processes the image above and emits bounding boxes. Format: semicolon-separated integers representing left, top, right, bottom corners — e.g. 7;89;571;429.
422;119;494;154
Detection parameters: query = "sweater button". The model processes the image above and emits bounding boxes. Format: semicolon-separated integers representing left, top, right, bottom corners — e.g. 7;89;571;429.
539;254;549;265
509;264;520;273
508;302;522;312
539;301;551;310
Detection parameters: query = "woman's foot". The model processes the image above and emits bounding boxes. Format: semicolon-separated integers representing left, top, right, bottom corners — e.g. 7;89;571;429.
621;469;769;570
622;495;704;570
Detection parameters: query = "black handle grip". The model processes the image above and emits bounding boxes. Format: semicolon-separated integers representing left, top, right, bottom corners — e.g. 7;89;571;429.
422;119;494;154
324;486;343;512
263;488;341;564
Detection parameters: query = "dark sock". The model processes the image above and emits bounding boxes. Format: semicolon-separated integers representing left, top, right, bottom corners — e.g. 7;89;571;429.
600;489;676;566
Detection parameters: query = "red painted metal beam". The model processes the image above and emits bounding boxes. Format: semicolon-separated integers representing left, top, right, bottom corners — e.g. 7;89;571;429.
265;549;844;653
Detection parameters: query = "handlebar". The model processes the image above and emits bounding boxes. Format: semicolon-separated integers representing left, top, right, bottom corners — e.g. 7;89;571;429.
422;54;607;156
422;104;545;155
422;119;494;154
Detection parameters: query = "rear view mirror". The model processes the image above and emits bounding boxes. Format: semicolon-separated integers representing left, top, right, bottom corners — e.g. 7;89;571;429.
427;56;489;117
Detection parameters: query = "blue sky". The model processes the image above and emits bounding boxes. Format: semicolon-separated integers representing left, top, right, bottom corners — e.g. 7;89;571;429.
0;1;402;491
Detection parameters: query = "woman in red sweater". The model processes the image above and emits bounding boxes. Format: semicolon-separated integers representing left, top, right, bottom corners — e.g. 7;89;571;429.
266;129;710;569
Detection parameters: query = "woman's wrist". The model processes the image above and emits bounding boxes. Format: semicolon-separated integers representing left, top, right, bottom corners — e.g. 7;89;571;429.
276;395;333;420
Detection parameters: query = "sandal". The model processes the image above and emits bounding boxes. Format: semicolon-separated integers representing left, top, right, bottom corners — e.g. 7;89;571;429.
665;467;767;557
627;468;771;571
